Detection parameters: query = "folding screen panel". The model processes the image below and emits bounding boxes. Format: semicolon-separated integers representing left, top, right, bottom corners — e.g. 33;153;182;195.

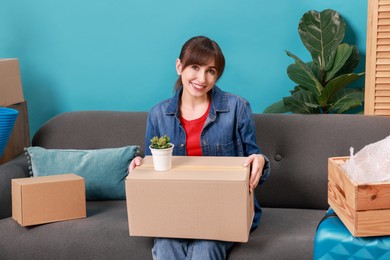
365;0;390;115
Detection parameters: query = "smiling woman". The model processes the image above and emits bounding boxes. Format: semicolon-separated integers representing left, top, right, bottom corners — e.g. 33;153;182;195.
174;36;225;92
128;36;271;260
177;61;216;119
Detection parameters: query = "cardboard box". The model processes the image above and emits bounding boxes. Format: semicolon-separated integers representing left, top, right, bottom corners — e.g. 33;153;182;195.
0;101;30;164
0;59;24;107
328;156;390;237
126;156;253;242
12;174;86;226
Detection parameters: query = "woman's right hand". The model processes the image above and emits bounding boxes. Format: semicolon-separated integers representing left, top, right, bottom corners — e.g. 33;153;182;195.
128;156;143;173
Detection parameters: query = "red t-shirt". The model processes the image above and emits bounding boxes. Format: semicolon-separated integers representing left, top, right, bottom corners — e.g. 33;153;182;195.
180;103;211;156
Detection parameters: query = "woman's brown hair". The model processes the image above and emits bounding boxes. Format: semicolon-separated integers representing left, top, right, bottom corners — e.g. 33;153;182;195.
174;36;225;91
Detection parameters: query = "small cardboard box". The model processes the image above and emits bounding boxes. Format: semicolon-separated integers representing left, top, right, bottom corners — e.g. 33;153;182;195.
126;156;253;242
0;59;24;107
12;174;86;226
328;156;390;237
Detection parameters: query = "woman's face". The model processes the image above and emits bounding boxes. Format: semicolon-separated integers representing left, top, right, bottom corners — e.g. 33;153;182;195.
176;59;218;99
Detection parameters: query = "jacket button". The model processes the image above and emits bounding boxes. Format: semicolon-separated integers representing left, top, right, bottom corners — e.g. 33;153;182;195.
274;154;282;161
180;144;185;147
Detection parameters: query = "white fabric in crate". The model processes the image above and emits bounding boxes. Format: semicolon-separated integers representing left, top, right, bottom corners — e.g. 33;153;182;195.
344;135;390;184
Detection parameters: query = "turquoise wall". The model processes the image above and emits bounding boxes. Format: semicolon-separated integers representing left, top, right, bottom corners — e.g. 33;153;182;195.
1;0;368;135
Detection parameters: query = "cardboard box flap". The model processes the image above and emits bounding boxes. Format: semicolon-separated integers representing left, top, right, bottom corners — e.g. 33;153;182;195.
129;169;248;181
14;173;84;185
143;155;247;168
129;156;249;181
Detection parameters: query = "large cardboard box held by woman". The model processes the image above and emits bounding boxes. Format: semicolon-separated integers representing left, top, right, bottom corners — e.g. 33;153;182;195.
126;156;254;243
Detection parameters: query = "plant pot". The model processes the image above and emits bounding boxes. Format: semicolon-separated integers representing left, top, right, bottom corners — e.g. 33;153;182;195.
0;107;19;158
149;144;174;171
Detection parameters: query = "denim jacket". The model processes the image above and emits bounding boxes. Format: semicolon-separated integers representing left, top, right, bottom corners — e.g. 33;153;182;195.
145;86;270;230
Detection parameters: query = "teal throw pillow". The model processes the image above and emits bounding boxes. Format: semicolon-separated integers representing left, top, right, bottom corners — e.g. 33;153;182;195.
27;145;139;200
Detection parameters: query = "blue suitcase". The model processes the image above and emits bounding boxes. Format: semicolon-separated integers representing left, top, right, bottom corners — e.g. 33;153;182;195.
314;209;390;260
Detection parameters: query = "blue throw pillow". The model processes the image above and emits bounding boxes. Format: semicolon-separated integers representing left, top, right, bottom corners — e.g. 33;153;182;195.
27;145;139;200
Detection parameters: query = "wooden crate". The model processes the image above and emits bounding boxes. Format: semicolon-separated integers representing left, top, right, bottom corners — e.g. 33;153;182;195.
328;156;390;237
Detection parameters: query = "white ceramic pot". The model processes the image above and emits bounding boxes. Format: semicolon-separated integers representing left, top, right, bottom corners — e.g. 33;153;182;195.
149;144;174;171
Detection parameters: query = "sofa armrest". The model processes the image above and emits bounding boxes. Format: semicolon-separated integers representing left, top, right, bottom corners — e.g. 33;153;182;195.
0;154;30;219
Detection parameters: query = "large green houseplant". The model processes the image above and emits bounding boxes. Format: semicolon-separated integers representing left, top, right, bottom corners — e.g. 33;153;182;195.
264;9;365;114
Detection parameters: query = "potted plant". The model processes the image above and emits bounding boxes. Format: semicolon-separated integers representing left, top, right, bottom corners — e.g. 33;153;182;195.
149;135;174;171
0;107;19;158
264;9;365;114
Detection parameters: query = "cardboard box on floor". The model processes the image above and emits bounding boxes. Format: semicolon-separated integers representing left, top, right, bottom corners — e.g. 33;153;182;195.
126;156;253;243
0;59;24;107
12;174;86;226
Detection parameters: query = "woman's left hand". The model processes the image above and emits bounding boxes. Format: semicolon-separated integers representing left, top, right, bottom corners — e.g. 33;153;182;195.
244;154;266;193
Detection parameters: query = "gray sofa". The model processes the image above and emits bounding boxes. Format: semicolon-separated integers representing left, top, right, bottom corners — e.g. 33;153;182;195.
0;111;389;260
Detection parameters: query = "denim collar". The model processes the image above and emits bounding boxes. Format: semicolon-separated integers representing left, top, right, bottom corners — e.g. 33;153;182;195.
165;86;229;118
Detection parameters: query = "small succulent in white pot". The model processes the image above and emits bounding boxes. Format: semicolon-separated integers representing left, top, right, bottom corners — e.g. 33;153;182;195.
149;135;174;171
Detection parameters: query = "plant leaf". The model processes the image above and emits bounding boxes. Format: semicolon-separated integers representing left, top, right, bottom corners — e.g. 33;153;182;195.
325;43;354;82
286;51;324;96
308;61;322;83
334;46;360;77
283;89;320;114
263;100;290;113
318;72;364;105
329;88;364;113
298;9;345;71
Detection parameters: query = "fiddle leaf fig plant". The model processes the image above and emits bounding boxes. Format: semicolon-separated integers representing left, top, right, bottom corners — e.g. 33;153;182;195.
264;9;365;114
150;135;172;149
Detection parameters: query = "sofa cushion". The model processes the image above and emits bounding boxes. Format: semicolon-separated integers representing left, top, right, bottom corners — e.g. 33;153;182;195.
27;145;139;200
0;202;325;260
0;201;154;260
229;208;326;259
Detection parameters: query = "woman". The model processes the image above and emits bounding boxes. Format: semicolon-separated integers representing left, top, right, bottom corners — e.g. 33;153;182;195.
129;36;270;260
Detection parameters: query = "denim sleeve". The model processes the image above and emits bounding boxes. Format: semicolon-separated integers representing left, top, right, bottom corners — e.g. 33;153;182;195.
238;101;270;185
144;110;158;156
238;101;260;156
259;155;270;186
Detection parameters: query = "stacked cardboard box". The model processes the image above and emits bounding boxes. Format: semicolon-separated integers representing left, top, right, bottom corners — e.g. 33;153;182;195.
0;59;24;107
0;58;30;164
126;156;253;242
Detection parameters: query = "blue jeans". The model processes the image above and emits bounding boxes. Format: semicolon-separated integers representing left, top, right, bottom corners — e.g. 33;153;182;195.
152;238;234;260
